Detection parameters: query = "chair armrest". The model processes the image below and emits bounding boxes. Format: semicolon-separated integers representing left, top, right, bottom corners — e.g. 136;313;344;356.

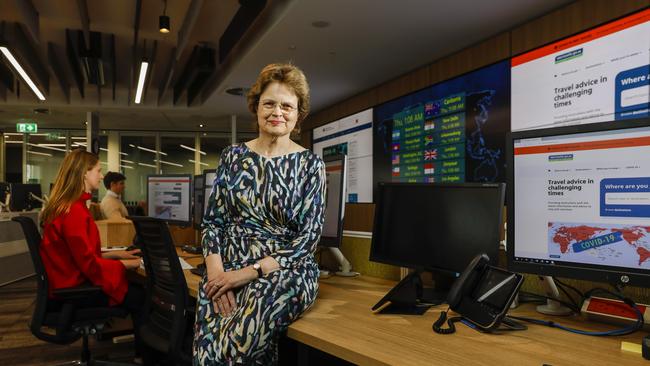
53;286;103;300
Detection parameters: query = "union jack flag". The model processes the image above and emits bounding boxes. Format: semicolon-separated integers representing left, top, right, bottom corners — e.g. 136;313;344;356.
424;149;438;160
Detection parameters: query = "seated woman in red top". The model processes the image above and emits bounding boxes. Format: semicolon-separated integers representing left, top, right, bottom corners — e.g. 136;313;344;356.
39;149;144;356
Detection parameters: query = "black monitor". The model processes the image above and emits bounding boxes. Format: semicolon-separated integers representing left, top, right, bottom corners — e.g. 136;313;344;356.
146;174;192;226
320;155;346;247
9;183;43;211
371;182;504;272
193;174;205;229
369;182;504;313
202;169;217;219
507;118;650;288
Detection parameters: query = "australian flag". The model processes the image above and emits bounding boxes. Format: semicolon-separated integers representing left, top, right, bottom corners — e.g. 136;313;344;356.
424;149;437;160
424;101;441;118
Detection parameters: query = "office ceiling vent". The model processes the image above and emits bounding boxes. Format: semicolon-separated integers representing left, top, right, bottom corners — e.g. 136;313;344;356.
77;31;105;86
219;0;267;63
174;45;216;106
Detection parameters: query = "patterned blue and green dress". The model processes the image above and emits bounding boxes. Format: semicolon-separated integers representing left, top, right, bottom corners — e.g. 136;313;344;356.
193;143;326;365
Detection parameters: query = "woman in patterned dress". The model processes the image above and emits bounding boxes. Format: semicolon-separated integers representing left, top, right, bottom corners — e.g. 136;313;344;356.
193;63;326;365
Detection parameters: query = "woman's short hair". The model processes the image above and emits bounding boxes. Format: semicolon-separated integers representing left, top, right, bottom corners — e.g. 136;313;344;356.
247;63;310;125
103;171;126;189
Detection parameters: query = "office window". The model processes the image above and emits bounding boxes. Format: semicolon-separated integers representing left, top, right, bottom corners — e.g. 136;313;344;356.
120;135;156;203
200;134;232;172
69;131;109;201
25;131;67;196
160;134;195;175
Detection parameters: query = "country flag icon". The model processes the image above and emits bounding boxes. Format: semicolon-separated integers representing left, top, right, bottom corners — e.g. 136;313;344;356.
392;143;400;151
424;120;435;131
424;149;437;160
424;135;434;147
424;101;440;117
392;130;401;139
392;166;400;177
392;154;400;165
424;163;435;175
424;176;436;183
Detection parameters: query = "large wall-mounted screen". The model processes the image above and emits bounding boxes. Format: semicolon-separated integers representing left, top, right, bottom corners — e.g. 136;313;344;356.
312;109;373;203
511;9;650;131
373;60;510;198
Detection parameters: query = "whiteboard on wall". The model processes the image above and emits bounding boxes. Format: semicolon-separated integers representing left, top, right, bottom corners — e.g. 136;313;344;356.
312;109;373;203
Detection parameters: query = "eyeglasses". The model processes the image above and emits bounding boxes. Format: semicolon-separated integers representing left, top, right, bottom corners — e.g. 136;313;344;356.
259;100;297;114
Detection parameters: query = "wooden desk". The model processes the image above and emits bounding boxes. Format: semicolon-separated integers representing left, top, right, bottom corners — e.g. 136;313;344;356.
170;254;647;365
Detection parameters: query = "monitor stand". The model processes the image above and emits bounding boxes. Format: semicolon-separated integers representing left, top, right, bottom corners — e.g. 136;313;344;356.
372;270;452;315
319;247;359;278
536;275;572;316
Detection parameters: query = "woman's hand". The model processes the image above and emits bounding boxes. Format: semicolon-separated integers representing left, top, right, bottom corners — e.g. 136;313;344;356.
205;268;256;300
120;258;141;270
212;290;237;317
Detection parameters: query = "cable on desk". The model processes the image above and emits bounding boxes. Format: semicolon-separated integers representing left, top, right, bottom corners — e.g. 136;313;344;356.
510;287;643;336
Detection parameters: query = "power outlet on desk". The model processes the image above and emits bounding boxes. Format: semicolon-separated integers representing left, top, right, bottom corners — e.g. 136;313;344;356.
581;296;650;330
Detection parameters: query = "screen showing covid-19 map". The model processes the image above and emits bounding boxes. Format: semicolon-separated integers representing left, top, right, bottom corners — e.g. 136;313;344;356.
513;125;650;270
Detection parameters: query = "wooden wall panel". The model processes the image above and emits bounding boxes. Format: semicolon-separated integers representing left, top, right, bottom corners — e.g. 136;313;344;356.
342;203;375;232
511;0;649;55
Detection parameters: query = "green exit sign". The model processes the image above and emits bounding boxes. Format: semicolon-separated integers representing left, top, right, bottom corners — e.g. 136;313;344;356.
17;123;38;133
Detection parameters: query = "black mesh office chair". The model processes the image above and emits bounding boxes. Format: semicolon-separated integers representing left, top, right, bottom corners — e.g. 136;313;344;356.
129;216;194;365
11;216;131;366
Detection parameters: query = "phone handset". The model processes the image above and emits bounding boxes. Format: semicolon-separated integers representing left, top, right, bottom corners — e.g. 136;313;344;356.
432;254;490;334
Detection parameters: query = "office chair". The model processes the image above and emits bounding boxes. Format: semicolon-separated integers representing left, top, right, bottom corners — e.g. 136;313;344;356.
129;216;194;365
11;216;131;366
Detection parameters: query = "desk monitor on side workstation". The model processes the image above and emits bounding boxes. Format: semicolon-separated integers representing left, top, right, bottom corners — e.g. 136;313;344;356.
147;175;192;226
507;118;650;315
370;182;505;314
193;174;205;230
319;155;358;277
202;169;217;220
9;183;44;211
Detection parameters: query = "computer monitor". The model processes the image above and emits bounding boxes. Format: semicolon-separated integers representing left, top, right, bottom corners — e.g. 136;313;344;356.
320;155;347;247
371;182;504;272
147;174;192;226
507;118;650;288
369;182;504;313
193;174;205;229
203;169;217;218
9;183;43;211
